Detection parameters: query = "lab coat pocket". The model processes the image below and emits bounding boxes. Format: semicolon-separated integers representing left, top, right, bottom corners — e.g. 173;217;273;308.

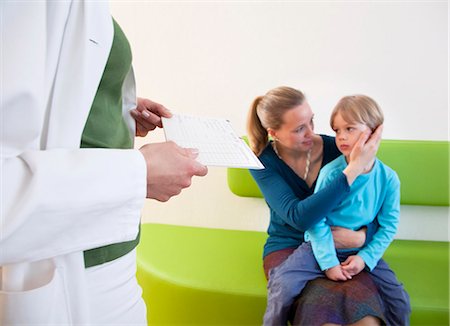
0;266;70;325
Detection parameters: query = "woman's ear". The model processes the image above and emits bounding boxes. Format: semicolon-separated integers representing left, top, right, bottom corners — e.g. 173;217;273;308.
267;128;277;140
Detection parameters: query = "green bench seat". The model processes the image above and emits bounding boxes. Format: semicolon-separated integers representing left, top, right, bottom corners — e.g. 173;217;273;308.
137;139;449;325
137;224;267;325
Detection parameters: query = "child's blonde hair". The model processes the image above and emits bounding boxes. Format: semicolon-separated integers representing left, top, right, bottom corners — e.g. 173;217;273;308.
330;95;384;131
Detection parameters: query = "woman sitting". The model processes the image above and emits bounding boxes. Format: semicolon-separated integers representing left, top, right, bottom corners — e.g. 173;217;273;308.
247;86;385;325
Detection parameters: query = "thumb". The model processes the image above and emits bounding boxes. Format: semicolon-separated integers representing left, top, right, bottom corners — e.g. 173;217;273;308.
178;147;208;176
184;149;208;176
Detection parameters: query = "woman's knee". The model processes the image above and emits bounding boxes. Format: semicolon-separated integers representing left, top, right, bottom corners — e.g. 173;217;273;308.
321;315;381;326
349;315;382;326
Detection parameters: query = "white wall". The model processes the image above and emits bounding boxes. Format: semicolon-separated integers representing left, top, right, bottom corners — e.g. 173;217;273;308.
111;1;449;241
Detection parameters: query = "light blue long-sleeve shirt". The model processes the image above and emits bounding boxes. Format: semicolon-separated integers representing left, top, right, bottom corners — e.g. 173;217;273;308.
305;155;400;271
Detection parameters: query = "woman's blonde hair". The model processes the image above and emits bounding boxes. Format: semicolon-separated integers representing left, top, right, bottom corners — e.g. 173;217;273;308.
330;95;384;131
246;86;305;156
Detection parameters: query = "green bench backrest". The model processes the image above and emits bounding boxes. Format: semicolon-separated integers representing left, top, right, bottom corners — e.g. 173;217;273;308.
228;139;450;206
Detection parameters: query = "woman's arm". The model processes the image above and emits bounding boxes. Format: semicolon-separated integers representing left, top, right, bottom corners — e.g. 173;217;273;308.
306;161;348;272
250;166;350;232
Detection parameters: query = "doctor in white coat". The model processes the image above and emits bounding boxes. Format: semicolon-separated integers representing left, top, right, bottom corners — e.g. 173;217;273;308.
1;1;207;324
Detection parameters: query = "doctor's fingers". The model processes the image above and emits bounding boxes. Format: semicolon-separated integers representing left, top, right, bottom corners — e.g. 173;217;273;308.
137;98;172;119
148;184;183;202
147;141;208;180
140;140;203;176
177;146;208;177
131;108;161;130
150;165;207;202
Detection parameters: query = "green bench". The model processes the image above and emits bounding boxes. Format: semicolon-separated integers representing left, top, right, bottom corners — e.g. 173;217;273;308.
137;140;449;325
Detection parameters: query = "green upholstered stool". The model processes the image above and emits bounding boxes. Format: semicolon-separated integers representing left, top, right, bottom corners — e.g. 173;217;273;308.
137;140;449;325
137;224;268;325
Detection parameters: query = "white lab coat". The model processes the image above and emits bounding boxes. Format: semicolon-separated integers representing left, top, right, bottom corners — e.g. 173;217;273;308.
1;1;146;324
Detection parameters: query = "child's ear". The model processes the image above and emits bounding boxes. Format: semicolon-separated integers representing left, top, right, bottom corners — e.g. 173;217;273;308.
267;128;277;139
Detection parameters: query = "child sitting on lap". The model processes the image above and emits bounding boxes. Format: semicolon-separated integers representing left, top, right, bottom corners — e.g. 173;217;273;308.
263;95;411;326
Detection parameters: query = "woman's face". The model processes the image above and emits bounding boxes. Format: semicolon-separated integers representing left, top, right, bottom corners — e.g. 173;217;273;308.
270;102;315;152
332;112;370;157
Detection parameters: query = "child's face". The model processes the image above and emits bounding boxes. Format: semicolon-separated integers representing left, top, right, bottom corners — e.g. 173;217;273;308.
332;112;370;157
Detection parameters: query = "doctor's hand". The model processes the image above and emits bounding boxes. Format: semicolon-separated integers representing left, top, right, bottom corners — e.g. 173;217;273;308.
131;98;172;137
139;141;208;202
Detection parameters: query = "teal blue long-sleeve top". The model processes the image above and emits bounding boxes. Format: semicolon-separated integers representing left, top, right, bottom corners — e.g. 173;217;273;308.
305;155;400;271
250;135;376;258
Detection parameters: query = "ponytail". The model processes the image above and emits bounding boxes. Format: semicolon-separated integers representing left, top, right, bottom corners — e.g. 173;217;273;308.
247;96;268;156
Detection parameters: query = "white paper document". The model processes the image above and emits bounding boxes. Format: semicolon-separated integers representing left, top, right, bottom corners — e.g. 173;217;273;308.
162;114;264;169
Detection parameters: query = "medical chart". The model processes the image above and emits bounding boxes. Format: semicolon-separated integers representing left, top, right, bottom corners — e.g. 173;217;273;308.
162;114;264;169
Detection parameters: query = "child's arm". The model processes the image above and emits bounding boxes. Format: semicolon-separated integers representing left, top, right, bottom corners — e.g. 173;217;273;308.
307;218;340;271
352;170;400;271
306;162;343;275
308;218;353;281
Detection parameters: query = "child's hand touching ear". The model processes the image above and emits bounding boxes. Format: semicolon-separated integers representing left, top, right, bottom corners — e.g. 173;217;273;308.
341;255;365;276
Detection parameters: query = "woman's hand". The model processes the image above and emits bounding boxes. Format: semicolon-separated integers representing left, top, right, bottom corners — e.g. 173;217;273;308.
341;255;365;277
343;124;383;185
131;98;172;137
332;226;366;249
